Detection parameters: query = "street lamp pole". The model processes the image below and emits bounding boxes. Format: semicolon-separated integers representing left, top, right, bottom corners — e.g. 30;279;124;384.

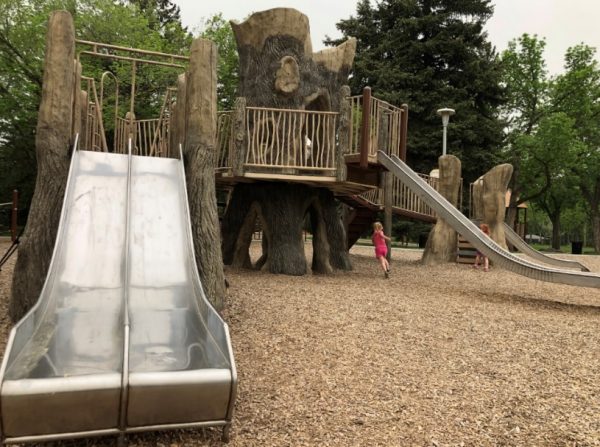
436;108;455;156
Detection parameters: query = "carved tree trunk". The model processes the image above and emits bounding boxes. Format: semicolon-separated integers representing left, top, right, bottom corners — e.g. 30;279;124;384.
422;155;461;265
221;8;356;275
481;164;513;249
10;11;75;322
184;39;226;310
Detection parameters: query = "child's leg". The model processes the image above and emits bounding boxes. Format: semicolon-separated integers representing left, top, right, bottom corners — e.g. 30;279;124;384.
378;256;387;272
383;257;390;271
473;255;480;268
484;256;489;271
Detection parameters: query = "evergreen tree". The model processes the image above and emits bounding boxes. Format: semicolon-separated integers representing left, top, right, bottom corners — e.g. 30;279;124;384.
328;0;505;183
127;0;182;29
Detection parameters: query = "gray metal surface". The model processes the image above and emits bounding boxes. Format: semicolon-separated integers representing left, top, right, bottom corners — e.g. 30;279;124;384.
502;222;590;272
0;145;236;443
379;152;600;289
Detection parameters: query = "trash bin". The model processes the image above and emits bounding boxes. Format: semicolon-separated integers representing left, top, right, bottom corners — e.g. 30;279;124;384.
571;241;583;254
418;233;428;248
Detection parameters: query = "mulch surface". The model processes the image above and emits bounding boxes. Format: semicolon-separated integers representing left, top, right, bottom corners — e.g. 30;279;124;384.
0;241;599;446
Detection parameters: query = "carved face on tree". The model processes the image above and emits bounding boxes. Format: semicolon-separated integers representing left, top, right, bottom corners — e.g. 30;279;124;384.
275;56;300;95
230;8;356;112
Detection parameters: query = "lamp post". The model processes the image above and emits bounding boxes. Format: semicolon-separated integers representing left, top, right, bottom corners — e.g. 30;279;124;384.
436;108;455;156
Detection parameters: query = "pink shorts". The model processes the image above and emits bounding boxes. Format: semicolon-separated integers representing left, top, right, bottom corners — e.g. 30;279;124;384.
375;246;387;258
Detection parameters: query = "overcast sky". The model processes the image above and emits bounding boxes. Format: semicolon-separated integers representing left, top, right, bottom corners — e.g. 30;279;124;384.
172;0;600;76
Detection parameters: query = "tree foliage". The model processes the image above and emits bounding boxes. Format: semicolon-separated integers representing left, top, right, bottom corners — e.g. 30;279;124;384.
198;13;239;111
501;36;600;251
328;0;505;182
0;0;192;210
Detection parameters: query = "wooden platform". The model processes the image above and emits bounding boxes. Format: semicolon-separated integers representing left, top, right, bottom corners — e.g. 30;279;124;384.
215;169;378;196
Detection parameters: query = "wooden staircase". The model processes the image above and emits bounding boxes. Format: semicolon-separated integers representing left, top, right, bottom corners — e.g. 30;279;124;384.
338;195;380;249
456;234;477;265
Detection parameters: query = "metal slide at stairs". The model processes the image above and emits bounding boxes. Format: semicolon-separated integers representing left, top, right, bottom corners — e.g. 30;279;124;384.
379;151;600;289
501;222;590;272
0;141;236;443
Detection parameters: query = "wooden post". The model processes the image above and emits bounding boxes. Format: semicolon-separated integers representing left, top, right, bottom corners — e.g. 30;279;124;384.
79;90;88;150
172;73;187;156
184;38;226;310
336;86;351;182
10;11;75;321
380;113;392;261
359;86;371;169
72;60;82;141
11;190;18;242
232;97;247;177
400;103;408;162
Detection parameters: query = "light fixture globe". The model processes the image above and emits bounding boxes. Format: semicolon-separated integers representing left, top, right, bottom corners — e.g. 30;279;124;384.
436;108;455;155
436;108;455;127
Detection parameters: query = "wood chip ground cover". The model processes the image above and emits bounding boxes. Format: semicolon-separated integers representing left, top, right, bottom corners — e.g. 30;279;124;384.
0;241;599;446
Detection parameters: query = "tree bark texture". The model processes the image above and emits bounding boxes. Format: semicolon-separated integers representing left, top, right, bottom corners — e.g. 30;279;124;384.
183;38;226;310
422;155;461;265
223;9;356;275
336;86;351;182
480;164;513;249
10;11;75;322
230;8;356;112
221;183;352;275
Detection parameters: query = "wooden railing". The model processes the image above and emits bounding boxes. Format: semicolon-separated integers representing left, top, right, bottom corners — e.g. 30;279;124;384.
114;117;170;157
216;111;233;170
359;173;463;220
245;107;338;173
84;103;106;152
349;89;408;167
392;173;439;217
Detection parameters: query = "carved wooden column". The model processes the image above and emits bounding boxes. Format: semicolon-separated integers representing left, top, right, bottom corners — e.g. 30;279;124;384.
422;155;462;265
184;38;226;309
11;11;76;321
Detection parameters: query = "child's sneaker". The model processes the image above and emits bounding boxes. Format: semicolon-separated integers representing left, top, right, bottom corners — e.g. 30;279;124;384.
384;271;389;279
472;265;479;269
483;267;489;272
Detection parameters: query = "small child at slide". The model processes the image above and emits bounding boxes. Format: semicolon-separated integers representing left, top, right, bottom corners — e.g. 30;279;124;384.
372;221;391;278
472;223;490;272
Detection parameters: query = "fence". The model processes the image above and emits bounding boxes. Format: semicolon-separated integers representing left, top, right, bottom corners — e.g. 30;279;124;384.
244;107;338;172
114;117;170;157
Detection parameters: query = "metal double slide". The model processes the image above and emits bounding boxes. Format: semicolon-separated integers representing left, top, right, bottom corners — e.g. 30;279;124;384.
379;152;600;289
501;222;589;272
0;141;236;443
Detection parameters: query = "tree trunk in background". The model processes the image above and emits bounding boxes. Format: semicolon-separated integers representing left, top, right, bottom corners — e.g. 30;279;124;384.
593;214;600;253
10;11;75;322
221;184;255;265
315;189;352;270
184;38;226;310
551;212;561;250
422;155;461;265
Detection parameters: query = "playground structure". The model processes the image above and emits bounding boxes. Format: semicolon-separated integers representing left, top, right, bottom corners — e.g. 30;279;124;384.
2;6;600;446
2;11;235;444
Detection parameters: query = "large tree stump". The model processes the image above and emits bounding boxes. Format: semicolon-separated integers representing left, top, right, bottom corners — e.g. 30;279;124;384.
472;164;513;249
184;38;227;309
10;11;75;322
222;8;356;275
422;155;461;265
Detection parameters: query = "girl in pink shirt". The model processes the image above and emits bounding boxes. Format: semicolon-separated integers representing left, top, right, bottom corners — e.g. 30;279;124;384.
372;221;391;278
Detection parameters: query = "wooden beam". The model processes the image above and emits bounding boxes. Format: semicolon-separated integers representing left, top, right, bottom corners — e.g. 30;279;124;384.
400;103;408;162
359;86;371;169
